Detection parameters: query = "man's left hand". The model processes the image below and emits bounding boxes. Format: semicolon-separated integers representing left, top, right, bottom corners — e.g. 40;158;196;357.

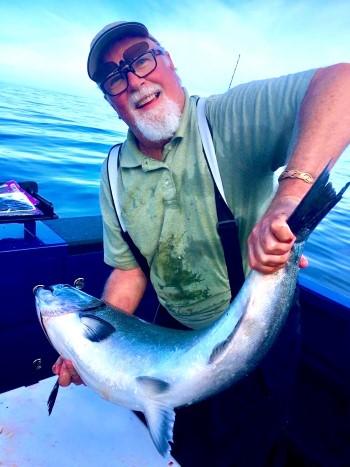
247;196;308;274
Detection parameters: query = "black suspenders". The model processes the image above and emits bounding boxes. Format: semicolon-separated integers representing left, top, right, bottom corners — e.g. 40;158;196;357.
200;111;245;300
211;169;245;300
107;116;245;301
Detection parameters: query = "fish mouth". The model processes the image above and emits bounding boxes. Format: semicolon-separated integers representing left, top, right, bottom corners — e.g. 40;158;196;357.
133;90;161;109
33;284;45;295
34;283;105;314
34;284;53;343
33;284;58;296
34;284;72;297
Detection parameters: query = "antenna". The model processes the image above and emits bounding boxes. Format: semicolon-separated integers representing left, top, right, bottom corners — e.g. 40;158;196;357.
228;54;241;90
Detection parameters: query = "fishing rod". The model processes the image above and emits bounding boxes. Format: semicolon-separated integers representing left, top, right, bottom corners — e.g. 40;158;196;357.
228;53;241;90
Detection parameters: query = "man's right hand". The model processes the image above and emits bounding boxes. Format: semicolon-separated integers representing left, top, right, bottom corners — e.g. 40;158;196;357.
52;356;85;386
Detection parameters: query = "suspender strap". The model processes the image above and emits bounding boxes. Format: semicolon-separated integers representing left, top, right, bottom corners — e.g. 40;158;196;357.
196;97;245;300
121;231;150;278
196;98;228;204
107;145;150;277
215;190;245;299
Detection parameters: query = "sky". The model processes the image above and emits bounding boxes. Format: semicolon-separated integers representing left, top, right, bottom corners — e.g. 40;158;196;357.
1;0;350;99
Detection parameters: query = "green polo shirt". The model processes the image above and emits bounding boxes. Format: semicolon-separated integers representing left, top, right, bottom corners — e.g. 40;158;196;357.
100;69;315;329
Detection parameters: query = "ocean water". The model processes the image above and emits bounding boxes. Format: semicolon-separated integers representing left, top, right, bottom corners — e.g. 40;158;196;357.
0;82;349;299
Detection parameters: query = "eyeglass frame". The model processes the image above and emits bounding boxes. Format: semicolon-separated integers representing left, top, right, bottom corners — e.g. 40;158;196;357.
99;47;166;97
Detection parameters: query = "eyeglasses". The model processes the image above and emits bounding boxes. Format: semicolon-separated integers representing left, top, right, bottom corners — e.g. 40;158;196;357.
100;48;166;97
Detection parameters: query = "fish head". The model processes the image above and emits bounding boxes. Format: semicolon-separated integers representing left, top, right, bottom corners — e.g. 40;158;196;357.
34;284;104;333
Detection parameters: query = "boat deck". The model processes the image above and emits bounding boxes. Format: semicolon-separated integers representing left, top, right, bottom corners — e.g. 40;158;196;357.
0;377;179;466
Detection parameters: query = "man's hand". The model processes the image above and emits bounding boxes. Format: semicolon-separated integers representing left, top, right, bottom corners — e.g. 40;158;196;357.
52;356;85;387
248;196;308;274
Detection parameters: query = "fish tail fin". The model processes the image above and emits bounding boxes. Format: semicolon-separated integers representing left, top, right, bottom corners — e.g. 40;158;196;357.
287;163;350;243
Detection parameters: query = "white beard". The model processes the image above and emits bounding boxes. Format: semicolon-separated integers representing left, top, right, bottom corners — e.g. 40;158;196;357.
128;86;182;142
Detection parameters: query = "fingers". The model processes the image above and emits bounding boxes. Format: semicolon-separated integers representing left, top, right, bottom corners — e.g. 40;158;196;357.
65;360;85;385
248;216;295;274
52;356;64;375
270;217;294;243
248;215;310;273
52;357;84;387
248;248;291;274
299;255;309;269
248;249;291;274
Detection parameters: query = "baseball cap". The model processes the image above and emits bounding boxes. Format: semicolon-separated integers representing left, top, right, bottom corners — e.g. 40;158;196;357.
87;21;152;81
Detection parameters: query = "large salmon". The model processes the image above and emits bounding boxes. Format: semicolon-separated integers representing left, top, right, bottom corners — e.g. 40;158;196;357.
34;166;349;457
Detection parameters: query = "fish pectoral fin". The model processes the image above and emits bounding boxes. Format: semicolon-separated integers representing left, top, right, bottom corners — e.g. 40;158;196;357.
143;401;175;458
209;328;237;364
136;376;170;396
79;313;115;342
47;378;60;415
208;305;245;365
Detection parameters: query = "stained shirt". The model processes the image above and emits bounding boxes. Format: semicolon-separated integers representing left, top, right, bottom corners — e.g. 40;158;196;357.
100;69;315;328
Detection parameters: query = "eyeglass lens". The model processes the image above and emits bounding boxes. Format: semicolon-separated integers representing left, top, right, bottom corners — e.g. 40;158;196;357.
103;52;157;96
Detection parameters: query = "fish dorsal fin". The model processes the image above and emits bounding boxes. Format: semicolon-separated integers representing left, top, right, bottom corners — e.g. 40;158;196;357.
47;378;60;415
79;313;115;342
143;400;175;458
208;312;244;364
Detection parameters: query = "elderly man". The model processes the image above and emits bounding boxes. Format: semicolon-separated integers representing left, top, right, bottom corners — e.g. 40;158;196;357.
54;21;350;466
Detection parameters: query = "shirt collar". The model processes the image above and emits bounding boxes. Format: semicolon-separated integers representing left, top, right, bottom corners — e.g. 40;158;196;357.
119;88;190;168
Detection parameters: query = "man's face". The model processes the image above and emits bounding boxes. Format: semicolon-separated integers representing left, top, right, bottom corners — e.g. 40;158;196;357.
101;36;185;141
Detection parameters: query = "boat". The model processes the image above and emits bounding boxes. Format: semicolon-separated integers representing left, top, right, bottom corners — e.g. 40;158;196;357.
0;184;349;466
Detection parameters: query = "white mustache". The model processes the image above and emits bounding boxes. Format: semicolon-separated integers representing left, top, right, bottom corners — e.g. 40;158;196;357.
128;85;162;107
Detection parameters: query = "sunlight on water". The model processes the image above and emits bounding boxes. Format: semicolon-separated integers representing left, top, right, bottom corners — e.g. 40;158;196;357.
0;82;349;299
